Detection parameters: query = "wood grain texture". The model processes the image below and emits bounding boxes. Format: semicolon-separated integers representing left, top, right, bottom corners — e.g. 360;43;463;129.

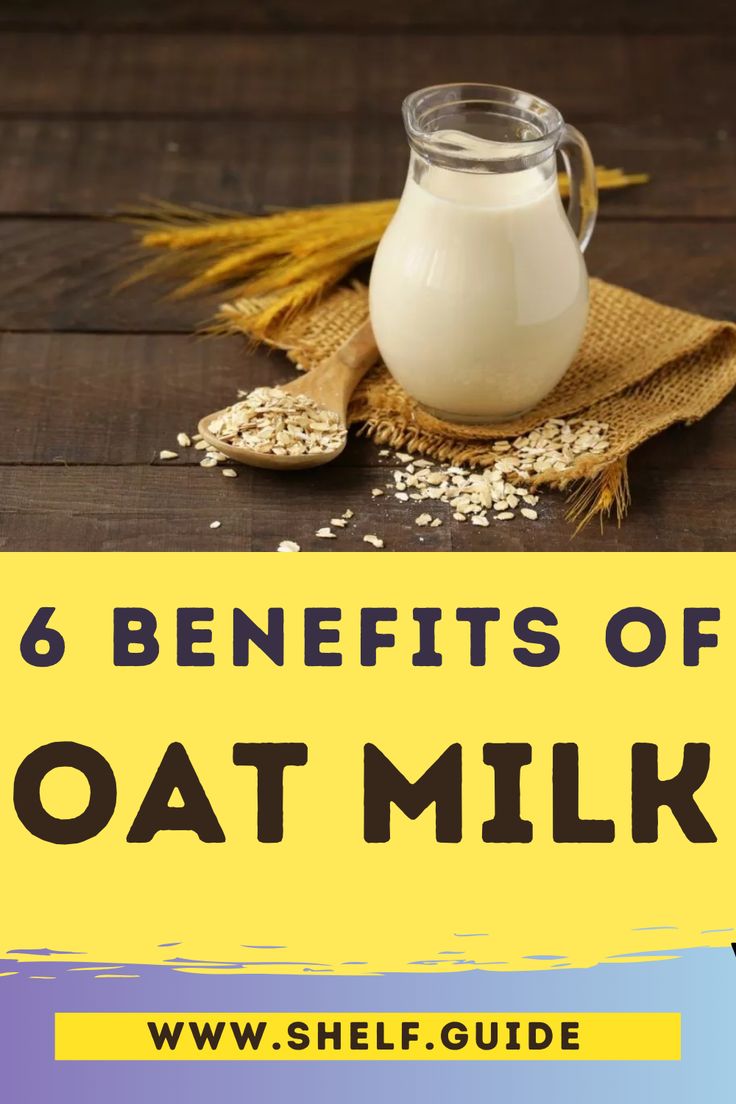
4;327;735;470
0;332;252;464
0;32;636;119
0;0;733;34
0;220;733;334
0;18;733;553
0;117;733;218
0;452;731;552
0;220;206;332
1;326;734;553
0;31;727;123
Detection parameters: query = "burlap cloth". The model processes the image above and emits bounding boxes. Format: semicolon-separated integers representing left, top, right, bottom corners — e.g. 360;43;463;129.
222;278;736;523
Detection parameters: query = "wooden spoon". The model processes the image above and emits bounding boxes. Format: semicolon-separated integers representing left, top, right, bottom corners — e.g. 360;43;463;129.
198;320;379;470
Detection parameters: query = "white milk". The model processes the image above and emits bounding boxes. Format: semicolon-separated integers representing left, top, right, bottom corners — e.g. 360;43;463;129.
369;151;588;422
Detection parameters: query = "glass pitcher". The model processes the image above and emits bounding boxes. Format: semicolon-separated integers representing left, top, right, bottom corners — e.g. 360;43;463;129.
369;83;597;424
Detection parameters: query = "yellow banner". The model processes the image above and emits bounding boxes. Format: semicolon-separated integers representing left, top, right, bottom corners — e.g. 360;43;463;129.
55;1012;680;1061
0;552;732;973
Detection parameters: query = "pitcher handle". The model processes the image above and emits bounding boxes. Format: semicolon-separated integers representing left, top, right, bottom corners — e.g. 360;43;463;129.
558;124;598;252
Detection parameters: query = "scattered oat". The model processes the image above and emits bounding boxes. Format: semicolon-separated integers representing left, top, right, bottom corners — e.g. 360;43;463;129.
373;417;608;534
168;411;607;542
209;520;221;529
206;386;346;457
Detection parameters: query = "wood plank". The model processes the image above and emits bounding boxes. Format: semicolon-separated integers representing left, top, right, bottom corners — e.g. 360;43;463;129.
1;32;731;123
0;455;731;552
0;331;287;464
2;320;733;551
0;117;733;219
0;0;733;34
0;220;206;333
0;32;671;120
0;220;734;335
6;325;731;467
0;117;407;216
584;222;736;323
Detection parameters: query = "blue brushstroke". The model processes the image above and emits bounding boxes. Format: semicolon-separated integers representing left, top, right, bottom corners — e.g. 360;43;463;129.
523;954;566;961
6;948;81;956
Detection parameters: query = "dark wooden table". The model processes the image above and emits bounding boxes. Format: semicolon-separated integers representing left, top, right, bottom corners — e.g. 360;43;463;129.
0;1;734;551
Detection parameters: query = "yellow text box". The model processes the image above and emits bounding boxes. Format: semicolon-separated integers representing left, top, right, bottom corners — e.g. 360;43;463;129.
55;1012;680;1061
0;552;733;973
